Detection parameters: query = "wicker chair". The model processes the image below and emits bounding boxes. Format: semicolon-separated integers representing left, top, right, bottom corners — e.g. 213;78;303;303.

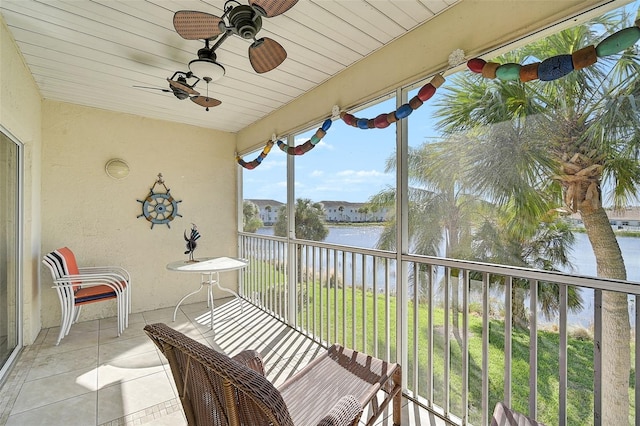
144;323;402;426
491;402;546;426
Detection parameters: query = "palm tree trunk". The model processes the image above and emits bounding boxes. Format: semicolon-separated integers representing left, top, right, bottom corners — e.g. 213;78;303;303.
512;284;528;328
580;205;629;424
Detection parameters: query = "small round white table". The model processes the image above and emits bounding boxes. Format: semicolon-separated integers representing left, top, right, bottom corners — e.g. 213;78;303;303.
167;257;248;329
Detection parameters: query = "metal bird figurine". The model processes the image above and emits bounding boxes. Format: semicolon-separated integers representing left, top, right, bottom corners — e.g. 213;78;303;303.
184;223;201;262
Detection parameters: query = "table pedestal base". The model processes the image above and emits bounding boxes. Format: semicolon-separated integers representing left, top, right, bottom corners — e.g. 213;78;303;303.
172;271;244;330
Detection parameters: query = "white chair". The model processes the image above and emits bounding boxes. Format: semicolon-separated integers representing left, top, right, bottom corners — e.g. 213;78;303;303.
42;247;131;345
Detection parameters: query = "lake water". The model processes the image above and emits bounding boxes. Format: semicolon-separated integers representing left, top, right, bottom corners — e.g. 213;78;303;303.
257;225;639;326
258;225;639;282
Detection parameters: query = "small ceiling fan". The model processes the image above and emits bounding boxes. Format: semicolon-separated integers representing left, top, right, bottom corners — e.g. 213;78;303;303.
134;71;221;111
173;0;298;76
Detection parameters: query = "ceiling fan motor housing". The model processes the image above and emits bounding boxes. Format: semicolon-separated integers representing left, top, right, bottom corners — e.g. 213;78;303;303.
228;5;262;39
171;88;189;100
197;47;216;60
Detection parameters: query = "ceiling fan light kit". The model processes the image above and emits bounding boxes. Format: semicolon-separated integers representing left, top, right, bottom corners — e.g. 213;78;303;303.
174;0;297;75
138;0;297;111
188;44;226;81
188;58;226;81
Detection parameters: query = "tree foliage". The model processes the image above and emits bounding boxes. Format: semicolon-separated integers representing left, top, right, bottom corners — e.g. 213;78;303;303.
429;7;639;422
274;198;329;241
242;200;263;233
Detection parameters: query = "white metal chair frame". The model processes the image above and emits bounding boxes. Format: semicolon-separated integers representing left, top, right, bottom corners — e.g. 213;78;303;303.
42;248;131;345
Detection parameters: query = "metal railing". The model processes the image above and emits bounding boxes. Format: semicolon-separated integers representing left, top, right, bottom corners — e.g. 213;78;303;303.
239;232;639;426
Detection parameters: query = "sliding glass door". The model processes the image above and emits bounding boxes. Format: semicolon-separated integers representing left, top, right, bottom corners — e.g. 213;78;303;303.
0;126;22;381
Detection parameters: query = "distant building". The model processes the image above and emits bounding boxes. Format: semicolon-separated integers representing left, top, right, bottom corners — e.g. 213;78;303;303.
245;199;284;225
567;206;640;231
244;199;389;225
606;207;640;230
319;201;389;223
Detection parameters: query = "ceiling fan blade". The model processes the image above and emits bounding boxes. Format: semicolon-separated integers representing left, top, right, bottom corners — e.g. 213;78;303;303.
249;0;298;17
173;11;222;40
133;85;171;93
249;37;287;73
167;78;200;96
191;96;222;109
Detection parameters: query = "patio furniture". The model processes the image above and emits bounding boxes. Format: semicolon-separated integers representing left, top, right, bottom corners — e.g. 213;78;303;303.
491;402;545;426
166;256;248;330
144;322;403;426
42;247;131;345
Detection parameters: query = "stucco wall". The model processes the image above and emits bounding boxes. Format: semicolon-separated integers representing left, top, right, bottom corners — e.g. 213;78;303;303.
40;101;238;328
0;16;43;345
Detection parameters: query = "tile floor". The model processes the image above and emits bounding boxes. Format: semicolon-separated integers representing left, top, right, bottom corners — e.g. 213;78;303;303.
0;298;447;425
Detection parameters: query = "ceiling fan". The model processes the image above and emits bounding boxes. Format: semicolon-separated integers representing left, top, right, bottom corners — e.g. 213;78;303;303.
173;0;298;77
134;71;222;111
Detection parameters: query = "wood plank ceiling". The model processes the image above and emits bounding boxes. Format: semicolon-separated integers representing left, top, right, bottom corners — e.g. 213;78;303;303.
0;0;459;133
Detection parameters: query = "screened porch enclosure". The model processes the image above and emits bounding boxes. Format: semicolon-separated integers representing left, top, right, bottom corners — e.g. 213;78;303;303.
238;233;638;426
239;3;640;424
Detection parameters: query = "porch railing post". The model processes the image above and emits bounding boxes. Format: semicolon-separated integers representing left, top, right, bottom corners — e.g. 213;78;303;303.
594;289;602;426
529;279;539;419
396;86;409;388
286;137;297;322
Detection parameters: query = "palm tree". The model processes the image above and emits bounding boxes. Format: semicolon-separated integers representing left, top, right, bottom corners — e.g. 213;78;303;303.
275;198;329;282
469;205;581;327
274;198;329;241
433;7;640;422
369;141;580;326
370;141;480;257
357;205;370;222
242;200;263;232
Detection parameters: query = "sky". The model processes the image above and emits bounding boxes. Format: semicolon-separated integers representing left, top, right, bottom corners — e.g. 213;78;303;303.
242;90;443;203
242;0;640;205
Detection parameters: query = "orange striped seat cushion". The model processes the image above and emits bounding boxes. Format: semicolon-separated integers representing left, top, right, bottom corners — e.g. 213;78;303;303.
74;285;117;305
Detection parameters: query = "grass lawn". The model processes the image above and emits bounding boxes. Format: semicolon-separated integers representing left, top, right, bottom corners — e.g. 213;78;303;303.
245;263;635;425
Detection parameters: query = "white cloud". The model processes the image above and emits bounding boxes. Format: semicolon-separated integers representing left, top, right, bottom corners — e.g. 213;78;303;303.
246;159;286;172
293;168;393;202
315;140;334;150
293;136;307;145
336;169;386;178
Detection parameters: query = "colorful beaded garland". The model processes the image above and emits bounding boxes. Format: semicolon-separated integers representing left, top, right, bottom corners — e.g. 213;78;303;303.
276;119;332;156
236;140;275;170
241;19;640;170
468;20;640;83
340;74;445;129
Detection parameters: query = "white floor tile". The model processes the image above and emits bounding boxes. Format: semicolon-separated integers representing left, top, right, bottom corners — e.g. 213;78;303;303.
38;329;100;358
11;367;98;414
98;322;148;345
6;392;97;426
97;335;157;364
96;371;176;424
2;299;438;426
26;345;98;382
143;408;188;426
97;350;166;388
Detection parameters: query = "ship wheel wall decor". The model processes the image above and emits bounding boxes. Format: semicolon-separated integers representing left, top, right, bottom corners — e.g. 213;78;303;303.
137;173;182;229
